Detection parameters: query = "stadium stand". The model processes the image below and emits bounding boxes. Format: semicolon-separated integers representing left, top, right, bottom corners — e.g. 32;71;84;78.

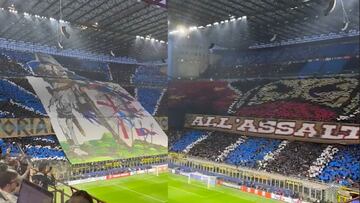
169;74;359;127
133;65;167;86
218;42;358;66
0;78;46;116
136;87;164;115
201;40;359;79
201;62;306;79
187;132;241;162
343;57;360;73
262;142;328;177
170;131;206;152
0;135;65;161
155;89;168;116
230;76;359;123
169;130;360;188
6;78;37;94
122;85;136;97
168;80;238;115
225;137;282;168
171;163;298;198
0;49;35;65
318;145;360;187
167;129;185;148
0;0;359;202
53;55;110;81
0;51;32;76
109;63;137;85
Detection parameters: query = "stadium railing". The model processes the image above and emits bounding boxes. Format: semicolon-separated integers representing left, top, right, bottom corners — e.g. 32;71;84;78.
49;163;168;203
49;181;105;203
169;152;344;203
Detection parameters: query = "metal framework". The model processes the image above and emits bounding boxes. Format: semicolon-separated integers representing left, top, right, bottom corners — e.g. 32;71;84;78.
0;0;167;57
169;0;359;48
0;0;358;56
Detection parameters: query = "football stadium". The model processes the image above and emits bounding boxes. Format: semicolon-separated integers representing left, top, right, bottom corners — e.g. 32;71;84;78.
0;0;359;203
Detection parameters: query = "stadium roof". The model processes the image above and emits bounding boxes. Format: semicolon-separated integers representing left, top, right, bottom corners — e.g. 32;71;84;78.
0;0;167;58
169;0;359;48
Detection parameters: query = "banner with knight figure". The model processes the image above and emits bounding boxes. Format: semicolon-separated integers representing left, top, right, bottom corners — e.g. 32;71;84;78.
27;53;167;164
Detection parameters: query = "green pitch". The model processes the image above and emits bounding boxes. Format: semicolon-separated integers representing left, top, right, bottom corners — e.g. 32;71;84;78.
168;173;282;203
72;173;168;203
69;173;281;203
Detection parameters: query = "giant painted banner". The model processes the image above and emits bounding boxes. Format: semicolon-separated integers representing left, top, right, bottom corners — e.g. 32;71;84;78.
0;118;53;138
27;54;167;164
185;114;360;144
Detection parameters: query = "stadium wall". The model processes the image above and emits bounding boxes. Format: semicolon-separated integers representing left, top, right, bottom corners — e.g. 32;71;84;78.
171;168;309;203
67;164;168;185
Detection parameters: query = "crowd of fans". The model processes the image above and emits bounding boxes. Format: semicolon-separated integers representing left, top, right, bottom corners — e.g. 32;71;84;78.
0;53;31;76
308;146;339;179
170;131;206;152
0;139;55;203
0;154;92;203
168;74;359;128
167;129;185;149
136;87;164;115
155;90;168;117
200;39;359;80
216;42;358;67
216;137;246;162
262;142;327;178
6;78;36;95
201;62;306;79
187;132;240;162
133;66;167;86
202;57;359;80
109;63;137;85
0;134;167;202
318;145;360;187
49;55;111;81
0;102;44;118
0;49;35;65
0;48;170;124
230;75;359;123
225;137;282;168
122;85;135;97
0;79;46;117
168;80;237;121
169;130;360;188
0;135;66;161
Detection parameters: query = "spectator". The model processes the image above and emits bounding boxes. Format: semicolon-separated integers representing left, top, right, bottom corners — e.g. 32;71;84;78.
0;163;7;173
0;148;10;161
31;162;55;190
66;190;93;203
0;169;20;203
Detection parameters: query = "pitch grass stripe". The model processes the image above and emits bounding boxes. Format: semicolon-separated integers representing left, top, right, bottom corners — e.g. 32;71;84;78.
73;174;167;203
81;179;167;202
168;173;282;203
113;183;166;203
168;185;205;198
168;174;220;192
71;173;282;203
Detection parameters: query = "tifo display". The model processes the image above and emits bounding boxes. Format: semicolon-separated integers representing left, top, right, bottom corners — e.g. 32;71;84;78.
0;0;359;203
